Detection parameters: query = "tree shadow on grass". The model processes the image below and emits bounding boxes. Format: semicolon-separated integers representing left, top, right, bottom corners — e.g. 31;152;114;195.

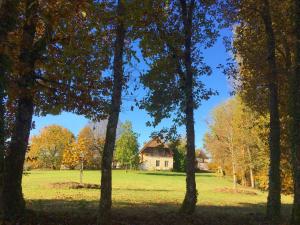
45;183;173;192
24;199;292;225
113;187;173;192
141;172;215;177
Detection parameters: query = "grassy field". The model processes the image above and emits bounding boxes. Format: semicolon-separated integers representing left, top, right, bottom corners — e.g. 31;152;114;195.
22;170;293;225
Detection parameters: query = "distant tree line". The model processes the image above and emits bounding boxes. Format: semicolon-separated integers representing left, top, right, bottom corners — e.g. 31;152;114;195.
219;0;300;222
1;0;300;225
204;97;293;194
26;121;139;171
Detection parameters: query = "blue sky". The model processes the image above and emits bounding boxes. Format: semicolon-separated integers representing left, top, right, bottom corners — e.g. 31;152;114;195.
31;30;232;149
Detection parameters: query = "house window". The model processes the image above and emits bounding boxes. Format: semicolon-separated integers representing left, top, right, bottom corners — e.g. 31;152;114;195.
156;160;160;167
165;161;168;167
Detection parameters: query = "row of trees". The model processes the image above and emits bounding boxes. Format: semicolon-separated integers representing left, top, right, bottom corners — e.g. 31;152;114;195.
26;121;139;170
27;123;204;172
1;0;299;225
219;0;300;223
204;97;293;193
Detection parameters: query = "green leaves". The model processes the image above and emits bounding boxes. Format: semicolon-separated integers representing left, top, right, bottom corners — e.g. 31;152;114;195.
114;121;139;169
139;0;218;128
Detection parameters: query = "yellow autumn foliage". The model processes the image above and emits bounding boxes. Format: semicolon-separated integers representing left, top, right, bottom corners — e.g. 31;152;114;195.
62;137;94;169
26;125;75;169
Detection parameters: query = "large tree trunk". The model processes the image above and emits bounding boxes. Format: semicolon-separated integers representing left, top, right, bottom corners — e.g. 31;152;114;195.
262;0;281;222
3;0;37;220
97;1;125;224
181;87;197;214
0;43;5;218
180;0;197;214
290;0;300;224
0;72;4;218
0;0;20;217
3;96;34;220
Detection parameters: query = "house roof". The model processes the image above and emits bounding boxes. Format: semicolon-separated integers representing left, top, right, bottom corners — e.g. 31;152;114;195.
140;138;172;155
195;150;208;159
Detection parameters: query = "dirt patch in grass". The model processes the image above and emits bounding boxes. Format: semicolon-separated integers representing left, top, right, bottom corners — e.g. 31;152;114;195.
49;182;100;189
215;188;258;195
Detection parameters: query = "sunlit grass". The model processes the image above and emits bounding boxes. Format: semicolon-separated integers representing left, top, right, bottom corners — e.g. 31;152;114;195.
22;170;292;216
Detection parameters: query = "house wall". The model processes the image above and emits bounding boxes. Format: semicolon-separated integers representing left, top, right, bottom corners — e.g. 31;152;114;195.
140;155;173;171
196;159;209;171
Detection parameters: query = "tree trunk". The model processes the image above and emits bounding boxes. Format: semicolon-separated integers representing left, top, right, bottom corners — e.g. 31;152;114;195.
97;1;125;224
80;160;83;185
0;0;20;217
3;96;34;220
262;0;281;221
247;147;255;188
241;172;246;187
232;160;237;189
290;0;300;224
229;130;237;189
219;167;224;177
3;0;37;220
0;71;4;218
249;167;255;188
180;0;197;214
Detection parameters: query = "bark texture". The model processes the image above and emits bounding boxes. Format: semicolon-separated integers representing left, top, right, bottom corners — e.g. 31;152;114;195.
0;76;4;218
290;0;300;224
262;0;281;222
0;0;21;218
3;0;37;220
3;97;34;220
97;1;125;224
179;0;197;214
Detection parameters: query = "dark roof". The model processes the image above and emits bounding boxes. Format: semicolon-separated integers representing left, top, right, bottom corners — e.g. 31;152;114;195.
140;138;168;152
140;138;173;156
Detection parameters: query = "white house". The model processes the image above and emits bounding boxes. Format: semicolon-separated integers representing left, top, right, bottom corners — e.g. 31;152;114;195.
139;138;173;171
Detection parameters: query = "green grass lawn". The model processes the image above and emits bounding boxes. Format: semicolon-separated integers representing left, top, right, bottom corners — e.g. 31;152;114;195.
22;170;293;225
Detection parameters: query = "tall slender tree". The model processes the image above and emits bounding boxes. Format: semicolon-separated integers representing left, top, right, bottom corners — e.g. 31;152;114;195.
97;1;126;224
139;0;218;214
290;0;300;223
220;0;283;221
180;0;197;212
260;0;281;220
